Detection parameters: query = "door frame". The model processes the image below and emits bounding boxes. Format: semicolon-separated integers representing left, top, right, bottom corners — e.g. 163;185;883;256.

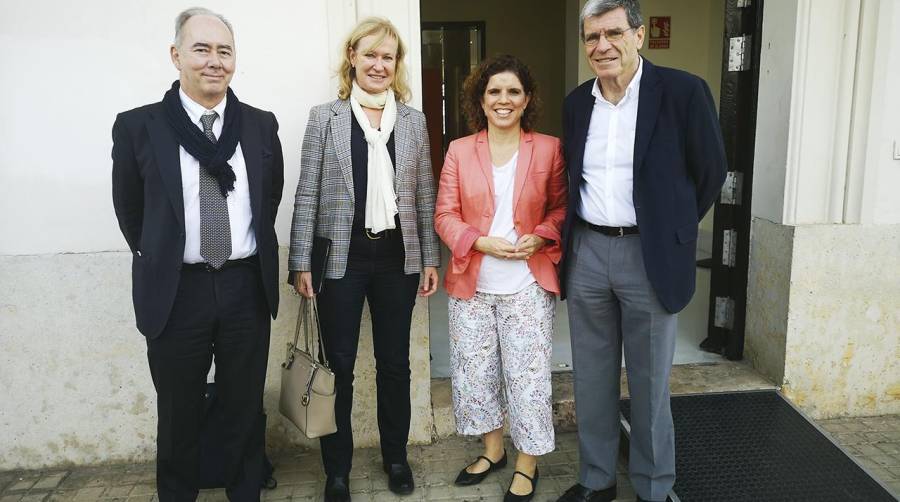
702;0;765;360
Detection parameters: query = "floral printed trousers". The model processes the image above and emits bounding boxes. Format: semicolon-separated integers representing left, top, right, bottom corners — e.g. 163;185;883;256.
448;282;556;455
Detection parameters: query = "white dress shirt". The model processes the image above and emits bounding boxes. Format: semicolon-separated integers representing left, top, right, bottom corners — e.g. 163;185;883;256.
178;89;256;264
577;57;644;227
476;152;536;295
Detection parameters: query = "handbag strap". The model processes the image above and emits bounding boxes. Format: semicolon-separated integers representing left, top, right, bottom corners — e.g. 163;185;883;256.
307;297;330;368
291;297;331;369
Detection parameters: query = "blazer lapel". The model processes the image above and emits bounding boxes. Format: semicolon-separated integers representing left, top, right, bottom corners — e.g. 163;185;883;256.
569;83;594;195
475;130;495;213
240;105;264;233
512;130;534;215
330;100;355;204
147;106;185;231
393;103;413;192
633;59;661;176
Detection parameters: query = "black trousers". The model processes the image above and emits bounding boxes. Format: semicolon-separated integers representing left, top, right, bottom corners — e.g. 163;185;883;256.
147;258;271;502
317;229;419;476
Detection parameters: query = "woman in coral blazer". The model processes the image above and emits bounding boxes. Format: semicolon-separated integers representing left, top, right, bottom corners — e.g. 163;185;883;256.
434;55;567;502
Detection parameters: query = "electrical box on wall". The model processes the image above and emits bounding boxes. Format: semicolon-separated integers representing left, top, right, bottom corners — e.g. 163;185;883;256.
893;140;900;160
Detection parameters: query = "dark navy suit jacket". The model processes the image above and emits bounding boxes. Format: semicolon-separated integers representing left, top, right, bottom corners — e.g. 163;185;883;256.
112;99;284;338
560;58;727;313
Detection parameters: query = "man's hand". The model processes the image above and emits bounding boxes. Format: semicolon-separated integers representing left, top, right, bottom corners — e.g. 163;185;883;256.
514;234;547;260
418;266;439;297
474;236;528;260
294;272;315;298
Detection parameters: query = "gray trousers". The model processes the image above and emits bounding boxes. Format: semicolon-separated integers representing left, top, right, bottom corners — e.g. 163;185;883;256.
566;224;677;502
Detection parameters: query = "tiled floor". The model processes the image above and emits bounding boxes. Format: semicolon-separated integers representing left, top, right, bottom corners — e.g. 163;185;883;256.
2;414;898;501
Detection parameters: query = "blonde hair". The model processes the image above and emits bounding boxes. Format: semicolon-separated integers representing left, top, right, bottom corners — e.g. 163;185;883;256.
337;17;411;103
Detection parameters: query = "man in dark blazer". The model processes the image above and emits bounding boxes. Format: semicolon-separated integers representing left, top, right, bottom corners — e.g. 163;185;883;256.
557;1;726;502
112;8;283;501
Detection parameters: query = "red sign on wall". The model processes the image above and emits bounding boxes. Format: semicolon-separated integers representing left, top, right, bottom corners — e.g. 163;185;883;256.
648;16;671;49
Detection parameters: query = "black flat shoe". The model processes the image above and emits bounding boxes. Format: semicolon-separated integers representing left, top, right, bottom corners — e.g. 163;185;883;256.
324;475;350;502
383;462;415;495
454;450;508;486
504;467;538;502
556;483;616;502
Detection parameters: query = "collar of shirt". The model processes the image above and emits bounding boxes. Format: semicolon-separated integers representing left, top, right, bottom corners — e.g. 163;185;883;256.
178;88;227;136
591;56;644;107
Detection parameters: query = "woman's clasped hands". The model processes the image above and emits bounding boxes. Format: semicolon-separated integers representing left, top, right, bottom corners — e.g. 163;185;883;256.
474;234;545;260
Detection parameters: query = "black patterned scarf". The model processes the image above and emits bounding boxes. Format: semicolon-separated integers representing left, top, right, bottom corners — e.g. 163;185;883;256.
162;80;243;196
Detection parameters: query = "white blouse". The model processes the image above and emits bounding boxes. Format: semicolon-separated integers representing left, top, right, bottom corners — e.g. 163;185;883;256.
476;152;536;294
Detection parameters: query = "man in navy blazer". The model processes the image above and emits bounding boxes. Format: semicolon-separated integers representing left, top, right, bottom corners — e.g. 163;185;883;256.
557;1;726;501
112;8;283;501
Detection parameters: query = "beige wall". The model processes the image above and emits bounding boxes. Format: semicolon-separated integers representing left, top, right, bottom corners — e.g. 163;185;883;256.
421;0;567;137
747;220;900;419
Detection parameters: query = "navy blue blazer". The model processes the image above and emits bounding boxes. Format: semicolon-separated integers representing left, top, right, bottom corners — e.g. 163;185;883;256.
560;59;727;313
112;100;285;338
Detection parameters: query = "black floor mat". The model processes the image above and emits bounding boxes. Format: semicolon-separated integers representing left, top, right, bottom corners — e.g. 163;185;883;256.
620;390;897;502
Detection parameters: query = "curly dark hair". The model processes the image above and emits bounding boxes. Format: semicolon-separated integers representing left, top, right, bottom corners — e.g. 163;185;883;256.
461;54;542;132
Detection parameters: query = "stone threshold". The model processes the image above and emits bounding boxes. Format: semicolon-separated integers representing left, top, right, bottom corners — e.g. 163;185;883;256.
431;360;777;439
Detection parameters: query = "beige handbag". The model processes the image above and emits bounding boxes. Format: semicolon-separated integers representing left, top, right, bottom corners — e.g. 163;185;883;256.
279;297;337;438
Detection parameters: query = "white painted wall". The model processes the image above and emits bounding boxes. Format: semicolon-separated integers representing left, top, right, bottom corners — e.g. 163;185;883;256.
753;0;900;225
0;0;425;469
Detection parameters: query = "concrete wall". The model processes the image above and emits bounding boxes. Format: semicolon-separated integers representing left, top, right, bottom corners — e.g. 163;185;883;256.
0;0;431;470
420;0;567;137
746;0;900;418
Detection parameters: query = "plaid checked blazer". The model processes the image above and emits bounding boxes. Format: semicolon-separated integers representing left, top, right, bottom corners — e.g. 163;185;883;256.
288;99;441;278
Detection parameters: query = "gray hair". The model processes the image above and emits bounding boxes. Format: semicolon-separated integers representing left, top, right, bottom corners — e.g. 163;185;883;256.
174;7;234;47
580;0;643;40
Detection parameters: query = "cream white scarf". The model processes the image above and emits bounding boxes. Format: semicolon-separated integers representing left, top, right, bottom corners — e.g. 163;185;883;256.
350;82;398;233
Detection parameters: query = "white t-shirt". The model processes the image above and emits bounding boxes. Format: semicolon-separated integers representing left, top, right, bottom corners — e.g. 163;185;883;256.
476;152;536;294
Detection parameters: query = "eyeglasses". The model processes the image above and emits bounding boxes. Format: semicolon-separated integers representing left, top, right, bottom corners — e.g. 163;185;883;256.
583;27;635;46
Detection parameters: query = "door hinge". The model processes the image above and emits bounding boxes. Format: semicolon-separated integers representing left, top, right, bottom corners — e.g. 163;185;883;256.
714;297;736;330
728;35;752;71
720;171;744;205
737;0;752;7
722;229;737;267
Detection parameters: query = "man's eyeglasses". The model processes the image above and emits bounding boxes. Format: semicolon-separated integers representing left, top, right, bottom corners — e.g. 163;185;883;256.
583;27;635;46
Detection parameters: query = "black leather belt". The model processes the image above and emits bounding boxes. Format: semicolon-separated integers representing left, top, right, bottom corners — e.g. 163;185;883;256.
579;218;639;237
360;228;397;240
183;254;258;272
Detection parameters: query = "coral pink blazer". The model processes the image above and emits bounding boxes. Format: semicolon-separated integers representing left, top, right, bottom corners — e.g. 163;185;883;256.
435;130;568;299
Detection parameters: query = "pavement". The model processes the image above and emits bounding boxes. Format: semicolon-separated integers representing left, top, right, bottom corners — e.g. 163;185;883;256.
2;414;899;502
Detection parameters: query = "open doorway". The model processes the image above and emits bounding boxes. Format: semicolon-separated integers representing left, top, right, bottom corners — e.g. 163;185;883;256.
422;0;748;378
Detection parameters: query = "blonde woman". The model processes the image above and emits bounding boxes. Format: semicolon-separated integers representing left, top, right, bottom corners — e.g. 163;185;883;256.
288;17;440;502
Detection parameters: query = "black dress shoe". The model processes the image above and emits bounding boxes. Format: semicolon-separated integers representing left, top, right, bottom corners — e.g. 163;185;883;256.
324;475;351;502
556;483;616;502
383;462;415;495
454;450;508;486
504;467;538;502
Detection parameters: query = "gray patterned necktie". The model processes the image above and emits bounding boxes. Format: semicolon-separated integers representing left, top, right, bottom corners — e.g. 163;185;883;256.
199;111;231;269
